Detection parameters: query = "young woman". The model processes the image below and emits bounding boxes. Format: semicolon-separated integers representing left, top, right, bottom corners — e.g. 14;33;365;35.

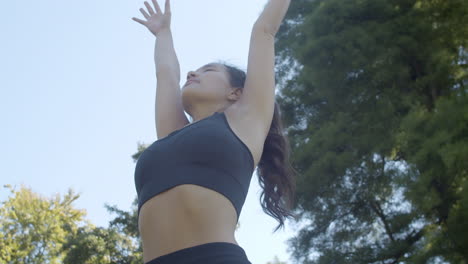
132;0;295;263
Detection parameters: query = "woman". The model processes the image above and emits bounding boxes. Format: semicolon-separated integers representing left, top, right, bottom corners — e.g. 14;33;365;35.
132;0;296;263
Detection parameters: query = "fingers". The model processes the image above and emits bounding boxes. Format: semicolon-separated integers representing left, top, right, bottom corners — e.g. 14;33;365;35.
139;7;150;19
134;0;167;25
165;0;171;13
152;0;162;14
144;1;155;15
132;17;146;26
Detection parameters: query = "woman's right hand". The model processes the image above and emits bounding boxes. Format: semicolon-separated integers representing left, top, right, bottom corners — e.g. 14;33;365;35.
132;0;171;37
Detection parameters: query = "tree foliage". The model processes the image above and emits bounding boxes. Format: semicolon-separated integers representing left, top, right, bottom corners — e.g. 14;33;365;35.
61;224;140;264
273;0;468;263
0;184;143;264
0;184;87;263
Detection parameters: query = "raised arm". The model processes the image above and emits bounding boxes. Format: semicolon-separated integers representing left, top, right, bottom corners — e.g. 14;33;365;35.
254;0;291;36
237;0;291;136
132;0;189;139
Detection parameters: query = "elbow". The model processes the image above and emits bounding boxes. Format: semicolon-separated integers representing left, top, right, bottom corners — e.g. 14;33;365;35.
252;22;276;37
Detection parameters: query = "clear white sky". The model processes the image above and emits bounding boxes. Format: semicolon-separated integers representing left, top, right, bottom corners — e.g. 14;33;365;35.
0;0;305;263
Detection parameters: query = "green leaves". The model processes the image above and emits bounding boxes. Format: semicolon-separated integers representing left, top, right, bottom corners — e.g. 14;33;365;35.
61;225;141;264
0;184;86;264
0;185;142;264
397;95;468;262
275;0;468;262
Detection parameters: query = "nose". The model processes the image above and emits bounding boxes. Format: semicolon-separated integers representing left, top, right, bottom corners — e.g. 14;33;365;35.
187;71;197;80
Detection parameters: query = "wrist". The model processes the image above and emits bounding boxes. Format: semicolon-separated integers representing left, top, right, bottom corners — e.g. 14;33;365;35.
156;28;172;37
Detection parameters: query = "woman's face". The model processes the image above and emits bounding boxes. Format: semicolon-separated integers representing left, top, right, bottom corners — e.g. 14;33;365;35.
181;63;232;105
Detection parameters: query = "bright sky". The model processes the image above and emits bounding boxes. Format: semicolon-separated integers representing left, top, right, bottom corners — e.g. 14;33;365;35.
0;0;303;263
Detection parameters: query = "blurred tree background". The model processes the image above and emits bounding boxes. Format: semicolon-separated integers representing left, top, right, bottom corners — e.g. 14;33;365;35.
274;0;468;263
2;0;468;263
0;184;143;264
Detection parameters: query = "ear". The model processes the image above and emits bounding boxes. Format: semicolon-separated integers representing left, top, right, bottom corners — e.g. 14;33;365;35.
228;87;243;101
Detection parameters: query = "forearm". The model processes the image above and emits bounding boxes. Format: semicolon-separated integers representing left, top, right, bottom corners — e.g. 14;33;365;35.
154;29;181;82
254;0;291;36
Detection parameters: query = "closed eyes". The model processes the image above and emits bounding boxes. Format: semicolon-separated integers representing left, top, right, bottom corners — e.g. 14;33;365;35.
187;68;214;79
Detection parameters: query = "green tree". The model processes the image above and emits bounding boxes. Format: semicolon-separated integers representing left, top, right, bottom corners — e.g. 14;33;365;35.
0;184;88;264
273;0;468;263
100;198;143;264
0;184;143;264
396;95;468;263
61;224;141;264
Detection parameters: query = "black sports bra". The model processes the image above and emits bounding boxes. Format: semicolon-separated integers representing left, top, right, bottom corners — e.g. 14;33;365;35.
134;111;255;224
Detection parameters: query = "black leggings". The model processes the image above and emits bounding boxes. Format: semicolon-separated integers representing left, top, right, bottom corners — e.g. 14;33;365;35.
144;242;252;264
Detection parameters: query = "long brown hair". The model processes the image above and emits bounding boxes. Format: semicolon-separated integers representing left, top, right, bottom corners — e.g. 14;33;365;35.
218;60;298;233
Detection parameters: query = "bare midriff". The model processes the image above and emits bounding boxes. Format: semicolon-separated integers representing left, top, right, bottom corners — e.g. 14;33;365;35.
138;184;240;264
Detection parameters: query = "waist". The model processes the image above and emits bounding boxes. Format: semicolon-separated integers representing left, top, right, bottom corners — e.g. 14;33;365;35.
139;199;238;262
143;242;250;264
138;205;238;238
138;185;239;261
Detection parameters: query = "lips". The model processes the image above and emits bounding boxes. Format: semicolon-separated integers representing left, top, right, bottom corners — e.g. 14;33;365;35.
185;80;199;86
